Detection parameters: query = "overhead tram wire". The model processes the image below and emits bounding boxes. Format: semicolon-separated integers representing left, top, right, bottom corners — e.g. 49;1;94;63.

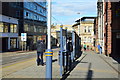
52;16;63;25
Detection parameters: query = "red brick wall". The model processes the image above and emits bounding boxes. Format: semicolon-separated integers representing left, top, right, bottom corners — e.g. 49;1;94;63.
107;2;112;55
104;2;107;55
99;2;120;56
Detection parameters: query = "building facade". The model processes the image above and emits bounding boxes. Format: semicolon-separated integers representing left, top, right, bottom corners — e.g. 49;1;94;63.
23;2;47;50
0;15;19;52
72;20;80;36
97;1;120;57
80;20;95;50
1;1;47;51
73;17;96;50
51;25;74;46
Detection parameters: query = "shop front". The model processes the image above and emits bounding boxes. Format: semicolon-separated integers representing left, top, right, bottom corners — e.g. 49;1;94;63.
0;33;19;52
0;15;19;52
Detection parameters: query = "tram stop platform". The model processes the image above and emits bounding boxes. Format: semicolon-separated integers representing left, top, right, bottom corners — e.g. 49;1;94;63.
2;51;120;80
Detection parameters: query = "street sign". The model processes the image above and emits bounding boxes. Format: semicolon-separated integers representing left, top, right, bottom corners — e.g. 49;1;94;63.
21;33;27;41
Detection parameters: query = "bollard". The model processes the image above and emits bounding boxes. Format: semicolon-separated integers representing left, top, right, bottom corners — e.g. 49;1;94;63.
45;49;53;80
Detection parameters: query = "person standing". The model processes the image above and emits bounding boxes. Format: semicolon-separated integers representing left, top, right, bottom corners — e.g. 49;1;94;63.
97;43;102;54
83;42;87;51
67;37;73;53
36;37;45;66
67;37;73;70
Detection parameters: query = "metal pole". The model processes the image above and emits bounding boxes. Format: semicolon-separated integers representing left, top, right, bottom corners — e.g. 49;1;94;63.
78;25;80;36
47;0;51;49
60;25;63;77
22;41;23;51
77;12;80;36
72;31;75;62
25;41;26;51
45;0;53;79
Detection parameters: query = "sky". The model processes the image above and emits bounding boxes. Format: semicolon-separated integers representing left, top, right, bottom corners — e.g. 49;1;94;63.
51;0;98;25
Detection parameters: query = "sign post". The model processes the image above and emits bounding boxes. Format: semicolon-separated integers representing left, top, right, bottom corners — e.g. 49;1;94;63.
21;33;27;51
60;25;63;77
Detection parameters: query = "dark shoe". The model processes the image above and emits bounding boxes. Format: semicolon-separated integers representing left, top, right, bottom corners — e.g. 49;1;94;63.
37;62;40;66
41;63;44;66
42;62;46;66
36;58;41;66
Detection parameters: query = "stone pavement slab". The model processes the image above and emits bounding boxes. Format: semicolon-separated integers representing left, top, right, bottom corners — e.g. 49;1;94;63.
67;51;119;79
2;50;119;80
2;48;60;78
100;55;120;73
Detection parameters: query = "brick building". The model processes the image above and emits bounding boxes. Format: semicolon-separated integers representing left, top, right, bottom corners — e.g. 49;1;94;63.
97;1;120;58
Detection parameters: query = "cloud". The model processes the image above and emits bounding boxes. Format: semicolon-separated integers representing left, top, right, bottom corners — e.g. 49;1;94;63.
52;0;97;25
52;0;97;3
52;1;97;16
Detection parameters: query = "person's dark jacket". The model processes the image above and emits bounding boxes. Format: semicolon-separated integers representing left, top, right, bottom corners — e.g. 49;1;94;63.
67;41;73;52
36;40;45;52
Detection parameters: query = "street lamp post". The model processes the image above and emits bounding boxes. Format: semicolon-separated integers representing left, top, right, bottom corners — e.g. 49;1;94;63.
45;0;53;79
77;13;80;36
78;23;80;36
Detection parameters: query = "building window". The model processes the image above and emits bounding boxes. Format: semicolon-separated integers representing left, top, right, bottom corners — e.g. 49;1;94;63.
10;24;17;33
3;23;9;33
88;37;91;43
40;9;42;13
0;22;3;32
34;5;37;10
34;26;37;32
28;24;34;32
84;37;86;42
34;15;37;20
88;26;92;33
10;24;14;33
89;37;92;43
16;11;20;17
26;12;29;16
24;23;28;31
84;26;87;33
14;24;17;33
10;38;17;49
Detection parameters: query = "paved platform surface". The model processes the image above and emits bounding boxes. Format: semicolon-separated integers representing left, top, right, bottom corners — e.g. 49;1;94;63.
1;50;120;80
66;51;119;79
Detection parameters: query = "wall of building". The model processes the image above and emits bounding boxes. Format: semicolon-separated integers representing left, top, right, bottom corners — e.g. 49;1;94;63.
80;21;95;49
51;25;74;46
1;2;47;51
97;1;120;57
0;15;19;52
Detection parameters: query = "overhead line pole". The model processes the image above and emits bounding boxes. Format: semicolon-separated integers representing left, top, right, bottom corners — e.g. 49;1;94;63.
45;0;53;80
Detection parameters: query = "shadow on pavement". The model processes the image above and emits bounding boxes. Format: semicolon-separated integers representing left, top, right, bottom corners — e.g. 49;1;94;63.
52;59;57;63
86;63;93;80
60;54;87;80
60;60;80;80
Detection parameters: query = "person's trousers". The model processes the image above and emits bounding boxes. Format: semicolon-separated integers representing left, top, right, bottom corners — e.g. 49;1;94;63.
98;49;102;54
99;49;102;54
37;52;44;65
